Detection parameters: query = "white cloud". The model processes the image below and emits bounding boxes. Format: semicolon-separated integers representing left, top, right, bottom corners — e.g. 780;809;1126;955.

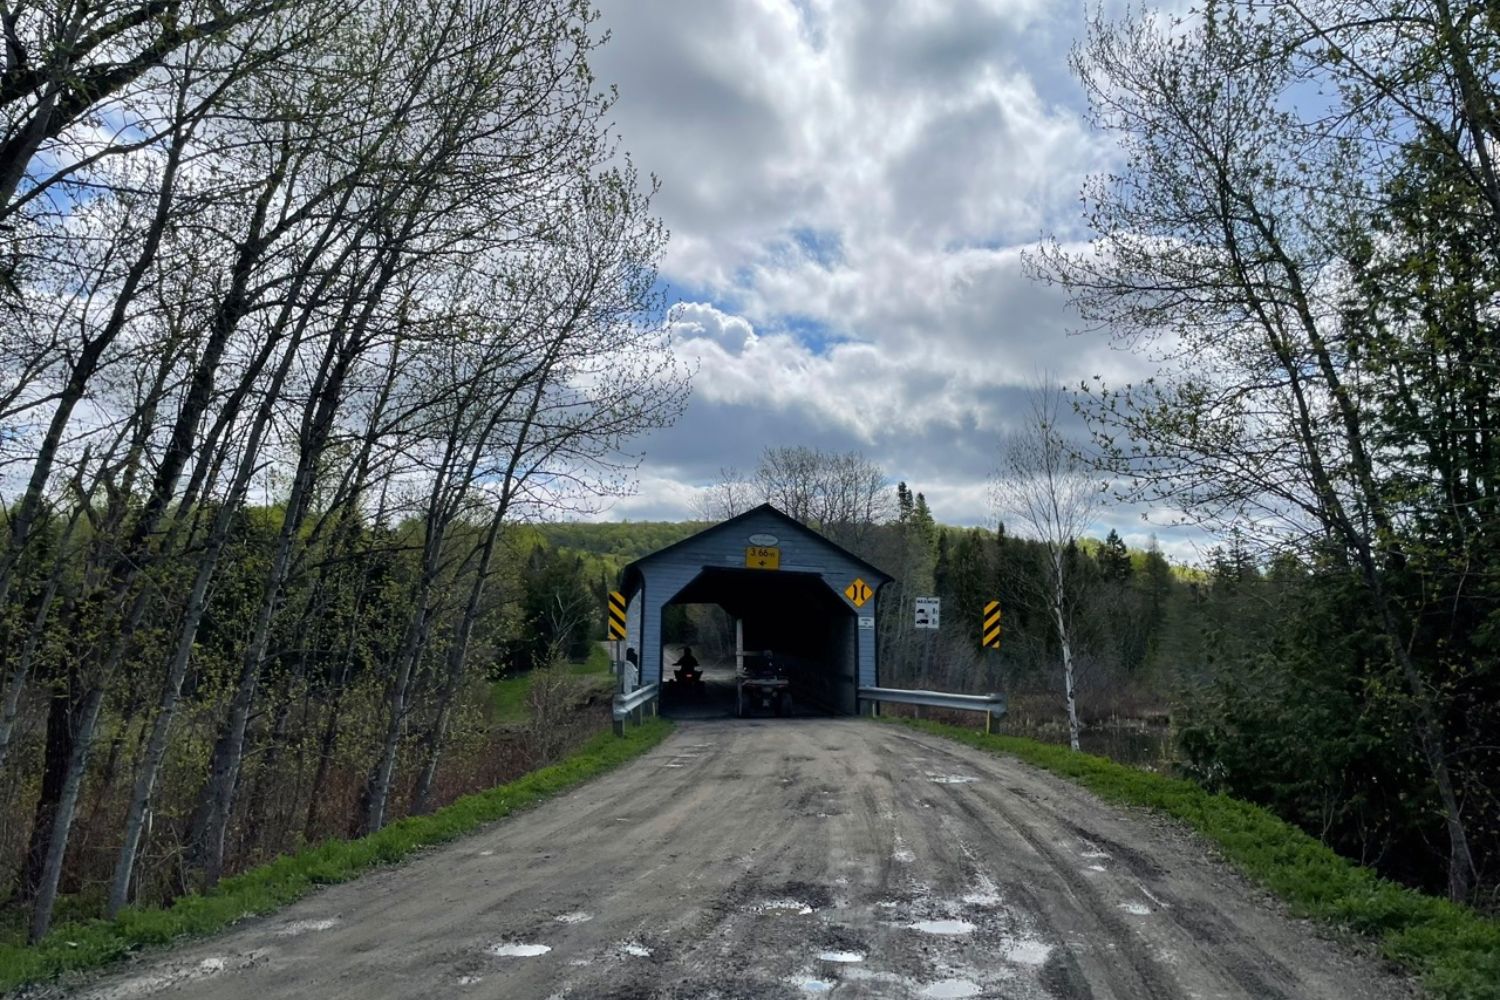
590;0;1197;550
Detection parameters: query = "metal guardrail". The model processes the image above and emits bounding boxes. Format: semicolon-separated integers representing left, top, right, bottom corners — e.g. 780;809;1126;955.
613;682;660;721
858;687;1007;732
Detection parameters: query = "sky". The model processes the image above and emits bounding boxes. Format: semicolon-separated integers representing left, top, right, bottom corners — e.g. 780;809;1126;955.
588;0;1197;557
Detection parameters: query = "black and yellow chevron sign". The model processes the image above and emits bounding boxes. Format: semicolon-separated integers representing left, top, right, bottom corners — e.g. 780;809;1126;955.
607;590;627;640
981;600;1002;649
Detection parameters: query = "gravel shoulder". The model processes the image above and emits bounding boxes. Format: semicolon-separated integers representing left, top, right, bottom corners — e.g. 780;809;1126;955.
54;720;1416;999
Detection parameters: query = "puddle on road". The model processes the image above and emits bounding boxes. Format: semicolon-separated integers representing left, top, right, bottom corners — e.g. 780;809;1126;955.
817;950;865;963
456;975;483;985
1081;850;1110;859
489;943;551;957
753;899;816;915
554;911;592;924
795;980;834;993
1004;939;1053;965
910;919;976;935
921;979;982;998
927;774;979;785
620;942;653;958
93;953;242;998
1118;902;1151;916
1086;864;1107;872
276;917;338;936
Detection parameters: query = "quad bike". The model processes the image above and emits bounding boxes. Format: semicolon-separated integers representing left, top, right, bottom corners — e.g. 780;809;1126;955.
737;651;793;717
671;666;706;699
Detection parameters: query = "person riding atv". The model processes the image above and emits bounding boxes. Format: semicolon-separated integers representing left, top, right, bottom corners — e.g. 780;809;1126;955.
672;646;702;684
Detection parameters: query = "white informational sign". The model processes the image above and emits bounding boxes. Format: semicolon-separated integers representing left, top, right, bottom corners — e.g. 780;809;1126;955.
858;616;876;630
914;597;940;630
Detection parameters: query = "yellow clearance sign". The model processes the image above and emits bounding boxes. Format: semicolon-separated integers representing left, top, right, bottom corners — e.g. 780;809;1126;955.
745;546;780;570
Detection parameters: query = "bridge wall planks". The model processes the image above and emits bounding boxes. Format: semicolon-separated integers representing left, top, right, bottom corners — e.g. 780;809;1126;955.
622;505;890;710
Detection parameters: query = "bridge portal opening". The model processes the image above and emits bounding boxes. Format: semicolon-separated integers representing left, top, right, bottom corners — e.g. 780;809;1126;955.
659;569;857;719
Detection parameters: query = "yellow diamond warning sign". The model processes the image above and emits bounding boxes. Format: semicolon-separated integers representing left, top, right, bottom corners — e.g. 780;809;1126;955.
844;578;872;607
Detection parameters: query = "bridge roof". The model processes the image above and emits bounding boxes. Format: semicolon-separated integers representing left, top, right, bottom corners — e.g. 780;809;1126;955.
621;503;892;590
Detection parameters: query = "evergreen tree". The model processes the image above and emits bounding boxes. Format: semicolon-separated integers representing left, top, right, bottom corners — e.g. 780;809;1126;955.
1099;529;1132;583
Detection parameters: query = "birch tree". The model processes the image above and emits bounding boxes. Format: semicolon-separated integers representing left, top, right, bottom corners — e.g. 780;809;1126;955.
990;384;1100;751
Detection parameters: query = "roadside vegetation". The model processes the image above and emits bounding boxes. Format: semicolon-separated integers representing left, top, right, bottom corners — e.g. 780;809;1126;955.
0;720;670;993
901;719;1500;1000
490;645;613;725
0;0;683;949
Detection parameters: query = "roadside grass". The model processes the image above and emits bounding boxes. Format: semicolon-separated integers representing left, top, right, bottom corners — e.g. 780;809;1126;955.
897;718;1500;1000
490;647;613;723
0;718;671;994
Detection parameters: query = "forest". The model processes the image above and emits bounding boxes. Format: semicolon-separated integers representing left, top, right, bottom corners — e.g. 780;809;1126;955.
0;0;1496;969
593;437;1500;915
0;0;685;945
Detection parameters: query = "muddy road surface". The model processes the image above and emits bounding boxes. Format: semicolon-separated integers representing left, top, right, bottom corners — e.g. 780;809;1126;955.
62;721;1411;999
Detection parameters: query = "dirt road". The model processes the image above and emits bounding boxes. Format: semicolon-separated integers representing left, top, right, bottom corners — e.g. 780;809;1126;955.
62;721;1411;999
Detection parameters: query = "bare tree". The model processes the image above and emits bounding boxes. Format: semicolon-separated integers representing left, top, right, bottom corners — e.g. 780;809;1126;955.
1032;1;1484;901
695;467;756;521
990;383;1100;751
750;446;890;546
0;0;686;936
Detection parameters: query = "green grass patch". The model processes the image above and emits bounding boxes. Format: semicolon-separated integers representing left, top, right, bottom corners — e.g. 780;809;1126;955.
0;719;671;993
572;644;611;675
489;671;536;721
896;718;1500;1000
489;649;614;723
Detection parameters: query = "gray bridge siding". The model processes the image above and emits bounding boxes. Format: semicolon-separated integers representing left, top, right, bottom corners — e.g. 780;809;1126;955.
624;508;885;705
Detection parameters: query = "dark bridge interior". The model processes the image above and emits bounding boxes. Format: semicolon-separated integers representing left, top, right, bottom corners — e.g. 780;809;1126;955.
662;567;857;717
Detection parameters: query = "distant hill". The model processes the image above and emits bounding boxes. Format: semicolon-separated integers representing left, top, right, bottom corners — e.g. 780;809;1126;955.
533;521;711;564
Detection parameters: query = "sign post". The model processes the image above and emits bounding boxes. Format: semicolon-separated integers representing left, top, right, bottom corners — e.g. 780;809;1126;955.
912;597;940;716
981;601;1002;733
608;590;627;735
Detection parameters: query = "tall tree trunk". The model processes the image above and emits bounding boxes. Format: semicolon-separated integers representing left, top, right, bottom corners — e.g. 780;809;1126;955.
304;690;345;844
411;518;504;815
107;318;307;915
243;688;295;862
28;682;104;941
1228;191;1479;902
0;504;82;771
1050;556;1081;753
18;681;74;903
362;594;438;833
187;289;386;886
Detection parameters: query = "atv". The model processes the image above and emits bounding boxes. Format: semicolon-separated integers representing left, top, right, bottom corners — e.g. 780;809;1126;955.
737;650;793;717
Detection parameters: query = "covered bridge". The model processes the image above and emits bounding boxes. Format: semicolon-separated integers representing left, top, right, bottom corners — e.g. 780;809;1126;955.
617;504;892;715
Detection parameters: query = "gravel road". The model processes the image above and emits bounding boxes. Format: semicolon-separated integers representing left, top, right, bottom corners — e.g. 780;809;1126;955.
61;720;1413;999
